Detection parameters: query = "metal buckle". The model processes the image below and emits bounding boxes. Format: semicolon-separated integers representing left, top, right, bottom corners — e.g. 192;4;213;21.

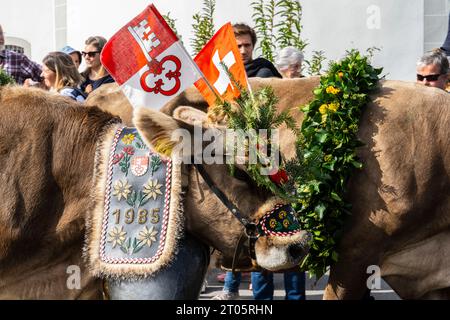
244;222;259;238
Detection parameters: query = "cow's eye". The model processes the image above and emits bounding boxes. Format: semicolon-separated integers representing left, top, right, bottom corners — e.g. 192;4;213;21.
233;167;251;182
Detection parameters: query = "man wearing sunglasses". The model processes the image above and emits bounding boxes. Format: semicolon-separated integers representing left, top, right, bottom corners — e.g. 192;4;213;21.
416;49;449;91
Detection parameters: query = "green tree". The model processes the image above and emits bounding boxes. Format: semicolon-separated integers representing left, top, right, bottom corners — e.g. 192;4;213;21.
251;0;277;62
250;0;328;74
191;0;216;55
305;50;327;76
276;0;307;51
163;12;182;41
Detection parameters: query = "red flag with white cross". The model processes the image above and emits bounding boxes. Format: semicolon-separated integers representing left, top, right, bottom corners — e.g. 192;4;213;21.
101;4;202;110
194;23;249;106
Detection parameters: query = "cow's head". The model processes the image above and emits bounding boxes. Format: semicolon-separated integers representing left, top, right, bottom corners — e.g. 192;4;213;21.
133;106;311;271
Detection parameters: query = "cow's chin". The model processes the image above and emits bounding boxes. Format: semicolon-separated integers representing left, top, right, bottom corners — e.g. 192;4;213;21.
254;230;311;271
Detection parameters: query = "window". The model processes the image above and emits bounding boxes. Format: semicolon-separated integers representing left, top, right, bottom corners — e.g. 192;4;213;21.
423;0;450;52
5;45;24;54
54;0;67;50
5;37;31;57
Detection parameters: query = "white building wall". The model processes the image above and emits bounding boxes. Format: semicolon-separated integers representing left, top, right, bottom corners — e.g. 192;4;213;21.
301;0;424;80
1;0;449;81
0;0;55;61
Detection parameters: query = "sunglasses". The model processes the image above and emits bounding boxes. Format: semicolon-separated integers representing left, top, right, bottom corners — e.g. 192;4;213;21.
416;73;443;82
81;51;100;58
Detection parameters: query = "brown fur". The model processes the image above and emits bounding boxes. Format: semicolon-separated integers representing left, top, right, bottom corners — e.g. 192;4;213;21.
0;85;304;298
5;76;448;299
0;86;119;299
92;78;450;299
132;107;310;264
85;82;210;126
323;81;450;299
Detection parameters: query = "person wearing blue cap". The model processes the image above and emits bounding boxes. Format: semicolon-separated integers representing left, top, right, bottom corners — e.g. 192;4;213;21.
61;46;82;69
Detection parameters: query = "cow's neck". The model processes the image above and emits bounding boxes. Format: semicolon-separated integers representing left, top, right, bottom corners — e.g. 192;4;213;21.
183;164;260;258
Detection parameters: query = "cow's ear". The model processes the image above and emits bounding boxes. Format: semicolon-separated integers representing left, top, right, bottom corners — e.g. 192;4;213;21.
173;106;207;125
133;107;191;157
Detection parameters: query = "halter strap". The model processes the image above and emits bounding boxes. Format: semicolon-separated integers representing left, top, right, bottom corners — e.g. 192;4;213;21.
193;163;259;266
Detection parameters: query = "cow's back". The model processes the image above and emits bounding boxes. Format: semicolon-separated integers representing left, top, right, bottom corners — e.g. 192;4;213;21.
339;81;450;299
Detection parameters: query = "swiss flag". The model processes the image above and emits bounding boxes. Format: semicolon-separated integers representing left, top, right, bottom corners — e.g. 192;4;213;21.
194;23;249;106
101;4;202;110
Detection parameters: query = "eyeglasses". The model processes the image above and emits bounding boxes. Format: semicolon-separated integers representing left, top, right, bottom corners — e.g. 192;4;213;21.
81;51;100;58
416;73;443;82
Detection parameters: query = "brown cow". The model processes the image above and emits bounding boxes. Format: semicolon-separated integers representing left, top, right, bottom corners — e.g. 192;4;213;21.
0;86;309;299
89;78;450;299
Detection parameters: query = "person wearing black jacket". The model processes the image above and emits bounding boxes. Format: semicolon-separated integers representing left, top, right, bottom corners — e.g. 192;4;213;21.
233;23;282;79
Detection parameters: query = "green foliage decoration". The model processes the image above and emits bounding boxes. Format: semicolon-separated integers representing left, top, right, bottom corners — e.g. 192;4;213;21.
286;50;383;277
219;51;382;279
0;69;15;86
217;67;297;197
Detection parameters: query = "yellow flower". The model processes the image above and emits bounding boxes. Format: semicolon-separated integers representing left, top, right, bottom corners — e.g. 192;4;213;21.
108;226;127;248
121;134;135;145
112;179;132;201
338;72;344;79
137;226;159;247
300;199;309;207
321;114;328;124
283;219;290;228
326;86;340;95
299;185;310;193
319;104;328;115
324;154;333;162
269;219;277;229
143;179;163;200
278;210;287;219
328;103;339;113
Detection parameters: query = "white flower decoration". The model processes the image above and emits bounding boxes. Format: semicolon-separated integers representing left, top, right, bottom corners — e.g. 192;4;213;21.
107;226;127;248
137;226;159;247
143;179;163;200
112;179;132;201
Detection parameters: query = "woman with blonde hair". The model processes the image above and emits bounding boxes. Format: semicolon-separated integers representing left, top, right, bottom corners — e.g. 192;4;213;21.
41;51;86;102
80;36;114;95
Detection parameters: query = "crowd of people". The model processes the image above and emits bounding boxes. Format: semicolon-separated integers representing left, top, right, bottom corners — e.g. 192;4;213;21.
1;18;450;301
2;20;449;103
0;25;114;99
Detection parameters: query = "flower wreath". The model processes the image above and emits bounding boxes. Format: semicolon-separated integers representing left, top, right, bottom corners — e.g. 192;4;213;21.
217;50;382;278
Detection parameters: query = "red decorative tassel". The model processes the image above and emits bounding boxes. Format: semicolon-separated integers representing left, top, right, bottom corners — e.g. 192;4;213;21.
269;169;289;186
